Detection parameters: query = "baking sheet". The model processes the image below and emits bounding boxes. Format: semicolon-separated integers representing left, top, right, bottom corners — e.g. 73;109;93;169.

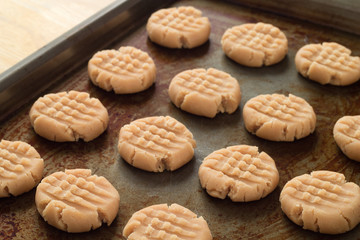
226;0;360;36
1;0;360;239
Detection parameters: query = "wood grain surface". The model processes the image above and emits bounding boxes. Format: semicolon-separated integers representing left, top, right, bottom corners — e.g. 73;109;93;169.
0;0;115;74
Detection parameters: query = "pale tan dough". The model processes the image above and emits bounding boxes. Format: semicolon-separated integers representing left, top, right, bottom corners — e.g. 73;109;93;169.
295;42;360;86
29;90;108;142
118;116;196;172
243;93;316;141
280;171;360;234
221;22;288;67
146;6;211;48
123;203;212;240
88;46;156;93
35;169;120;233
333;115;360;162
0;140;44;197
199;145;279;202
168;68;241;118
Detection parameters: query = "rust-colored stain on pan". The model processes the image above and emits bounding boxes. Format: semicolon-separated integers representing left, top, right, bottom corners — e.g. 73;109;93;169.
1;0;360;239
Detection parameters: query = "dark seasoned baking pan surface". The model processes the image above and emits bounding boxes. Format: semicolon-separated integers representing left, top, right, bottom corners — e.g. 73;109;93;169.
1;0;360;239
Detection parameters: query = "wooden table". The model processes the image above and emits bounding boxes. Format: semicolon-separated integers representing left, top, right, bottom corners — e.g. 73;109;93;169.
0;0;115;74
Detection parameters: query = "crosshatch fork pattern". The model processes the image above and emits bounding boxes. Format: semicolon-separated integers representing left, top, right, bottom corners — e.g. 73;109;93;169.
89;47;154;78
0;140;39;178
280;171;360;234
283;176;356;208
245;94;314;124
222;22;287;52
148;6;208;34
171;68;236;97
120;116;195;156
35;169;120;233
335;115;360;140
297;42;360;73
38;172;116;210
0;140;43;197
31;91;105;127
123;204;211;240
201;146;278;189
118;116;196;172
199;145;279;202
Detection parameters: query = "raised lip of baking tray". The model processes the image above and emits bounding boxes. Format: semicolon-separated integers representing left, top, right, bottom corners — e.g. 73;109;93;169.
226;0;360;36
0;0;175;123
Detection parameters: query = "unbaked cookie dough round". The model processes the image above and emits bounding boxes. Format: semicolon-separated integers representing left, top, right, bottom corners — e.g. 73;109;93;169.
243;93;316;141
29;90;108;142
88;46;156;94
123;203;212;240
199;145;279;202
333;115;360;161
280;171;360;234
118;116;196;172
146;6;211;48
295;42;360;86
0;140;44;197
221;22;288;67
169;68;241;118
35;169;120;233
